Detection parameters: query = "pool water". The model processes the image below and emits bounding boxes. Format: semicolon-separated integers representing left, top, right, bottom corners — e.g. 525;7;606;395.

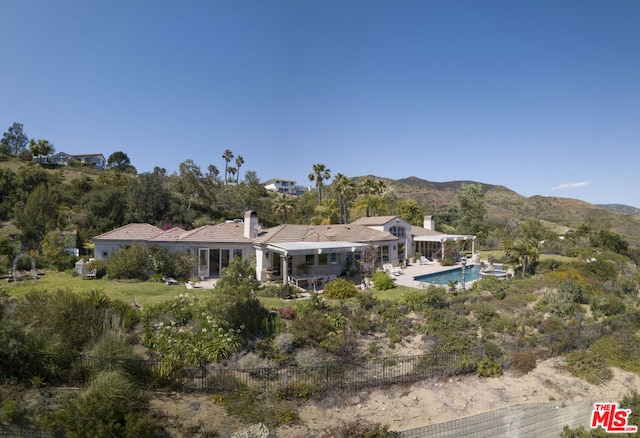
414;264;503;286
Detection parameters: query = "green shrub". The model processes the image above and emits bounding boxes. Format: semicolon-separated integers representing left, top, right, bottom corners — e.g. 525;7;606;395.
223;384;300;427
620;391;640;434
372;271;394;291
324;278;359;299
147;246;192;280
590;333;640;374
56;370;156;438
106;245;151;280
482;340;504;361
357;292;380;310
401;286;447;310
564;350;612;384
476;359;503;377
323;420;398;438
1;398;20;423
470;276;508;299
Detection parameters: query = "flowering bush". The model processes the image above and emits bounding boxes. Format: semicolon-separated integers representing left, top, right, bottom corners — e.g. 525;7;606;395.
278;306;296;320
144;316;244;365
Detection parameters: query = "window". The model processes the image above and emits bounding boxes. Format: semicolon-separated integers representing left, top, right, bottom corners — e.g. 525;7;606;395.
330;253;338;264
319;253;328;265
390;226;406;239
233;249;242;260
305;254;315;265
380;245;389;262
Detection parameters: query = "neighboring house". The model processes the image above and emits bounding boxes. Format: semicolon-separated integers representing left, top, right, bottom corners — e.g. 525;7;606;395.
92;211;477;283
264;178;308;196
33;152;107;169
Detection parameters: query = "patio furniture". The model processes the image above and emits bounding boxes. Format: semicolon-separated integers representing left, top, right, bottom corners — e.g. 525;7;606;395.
82;269;97;280
382;263;402;276
163;276;179;285
419;256;433;265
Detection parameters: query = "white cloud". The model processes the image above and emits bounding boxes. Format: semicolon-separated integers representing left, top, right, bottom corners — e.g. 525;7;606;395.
552;181;591;190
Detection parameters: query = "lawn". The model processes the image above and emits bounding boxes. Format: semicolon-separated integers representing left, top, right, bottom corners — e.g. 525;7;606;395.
3;270;419;309
3;270;207;306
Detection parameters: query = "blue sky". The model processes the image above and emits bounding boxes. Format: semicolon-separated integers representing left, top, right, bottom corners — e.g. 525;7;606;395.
2;1;639;207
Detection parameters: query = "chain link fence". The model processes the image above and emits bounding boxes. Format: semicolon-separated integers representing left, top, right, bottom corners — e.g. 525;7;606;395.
397;401;596;438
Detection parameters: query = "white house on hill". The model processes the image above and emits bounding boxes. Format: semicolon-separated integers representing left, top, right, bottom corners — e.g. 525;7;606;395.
92;211;476;284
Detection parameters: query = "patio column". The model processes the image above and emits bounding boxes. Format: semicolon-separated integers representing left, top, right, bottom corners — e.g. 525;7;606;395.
282;254;289;284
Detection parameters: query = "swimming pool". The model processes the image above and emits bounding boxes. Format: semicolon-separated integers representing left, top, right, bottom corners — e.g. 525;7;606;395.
414;264;503;286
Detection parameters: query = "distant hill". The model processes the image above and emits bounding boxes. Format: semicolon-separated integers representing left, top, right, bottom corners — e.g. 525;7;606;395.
375;176;640;246
596;204;640;216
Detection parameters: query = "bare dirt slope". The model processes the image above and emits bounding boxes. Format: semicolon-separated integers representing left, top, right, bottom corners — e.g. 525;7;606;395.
150;357;640;437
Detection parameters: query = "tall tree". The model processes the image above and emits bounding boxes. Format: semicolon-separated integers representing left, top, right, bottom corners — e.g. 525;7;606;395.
449;183;488;242
222;149;234;185
28;139;55;157
16;183;60;249
396;198;424;225
332;173;355;224
107;151;136;173
235;155;244;184
356;177;388;217
308;163;331;205
1;122;29;156
227;167;237;184
273;193;294;224
81;184;126;236
176;159;206;210
126;172;171;224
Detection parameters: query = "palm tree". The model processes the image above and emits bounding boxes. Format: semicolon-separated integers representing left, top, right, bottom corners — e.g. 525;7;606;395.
356;177;388;217
309;199;338;225
501;237;540;277
227;166;237;184
273;193;294;224
332;173;355;224
235;155;244;184
222;149;234;185
308;163;331;205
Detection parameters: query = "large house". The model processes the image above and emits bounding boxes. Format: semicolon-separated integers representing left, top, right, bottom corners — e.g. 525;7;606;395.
264;178;309;196
33;152;107;169
92;211;476;284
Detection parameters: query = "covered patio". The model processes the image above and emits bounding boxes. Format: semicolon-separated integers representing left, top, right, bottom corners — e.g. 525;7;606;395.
262;241;369;289
413;233;477;262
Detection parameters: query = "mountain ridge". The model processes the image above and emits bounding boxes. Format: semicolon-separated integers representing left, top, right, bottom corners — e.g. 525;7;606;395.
370;175;640;245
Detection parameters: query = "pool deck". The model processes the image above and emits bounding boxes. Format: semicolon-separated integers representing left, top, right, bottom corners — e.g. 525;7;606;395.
391;260;480;289
184;260;484;291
